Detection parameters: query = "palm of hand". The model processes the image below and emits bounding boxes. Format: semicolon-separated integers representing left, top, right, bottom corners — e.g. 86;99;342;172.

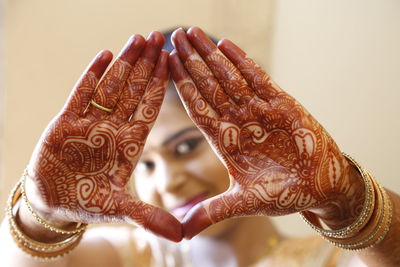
27;33;182;242
170;27;355;238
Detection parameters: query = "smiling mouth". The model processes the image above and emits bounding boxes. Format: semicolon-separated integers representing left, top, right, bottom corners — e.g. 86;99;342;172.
171;192;208;218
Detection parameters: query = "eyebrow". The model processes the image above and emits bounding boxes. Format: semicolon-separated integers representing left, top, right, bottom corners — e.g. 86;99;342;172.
162;126;199;146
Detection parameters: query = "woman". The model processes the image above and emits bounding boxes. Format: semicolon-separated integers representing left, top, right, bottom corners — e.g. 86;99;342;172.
0;27;399;266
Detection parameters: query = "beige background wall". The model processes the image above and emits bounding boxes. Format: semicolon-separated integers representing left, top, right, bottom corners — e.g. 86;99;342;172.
268;0;400;236
1;0;399;238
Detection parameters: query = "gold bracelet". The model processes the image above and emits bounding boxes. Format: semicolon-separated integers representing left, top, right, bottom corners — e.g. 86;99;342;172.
6;178;86;260
21;169;87;234
9;209;82;252
325;176;392;250
300;153;392;251
9;225;84;261
300;153;375;239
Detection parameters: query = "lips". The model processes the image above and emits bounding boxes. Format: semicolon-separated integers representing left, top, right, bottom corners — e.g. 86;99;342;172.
171;192;208;218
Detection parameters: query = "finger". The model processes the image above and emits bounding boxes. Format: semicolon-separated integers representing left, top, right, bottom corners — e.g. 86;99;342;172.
129;49;169;125
182;190;244;239
218;38;282;101
87;34;146;119
171;28;233;115
63;50;113;115
186;26;257;105
169;50;221;140
113;31;165;122
124;197;182;242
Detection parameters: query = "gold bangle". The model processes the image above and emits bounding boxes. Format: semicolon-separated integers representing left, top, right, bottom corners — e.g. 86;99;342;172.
325;177;392;250
7;204;83;251
6;178;86;260
300;153;375;239
300;153;392;251
9;225;84;261
21;169;87;234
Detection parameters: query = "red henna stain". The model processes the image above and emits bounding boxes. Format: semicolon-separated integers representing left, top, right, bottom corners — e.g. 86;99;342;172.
170;28;365;238
27;34;181;241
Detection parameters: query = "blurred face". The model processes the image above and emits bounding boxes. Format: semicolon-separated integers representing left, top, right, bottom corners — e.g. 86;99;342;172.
133;84;233;236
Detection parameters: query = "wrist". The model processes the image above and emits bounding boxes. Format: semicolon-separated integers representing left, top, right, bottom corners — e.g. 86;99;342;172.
7;178;86;260
16;196;74;243
308;158;366;230
24;170;83;227
20;172;85;241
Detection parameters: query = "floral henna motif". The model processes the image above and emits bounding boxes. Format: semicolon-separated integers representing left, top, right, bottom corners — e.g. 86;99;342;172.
26;33;182;241
170;27;365;238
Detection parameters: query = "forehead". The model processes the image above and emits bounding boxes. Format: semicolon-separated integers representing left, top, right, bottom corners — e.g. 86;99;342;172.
145;87;195;147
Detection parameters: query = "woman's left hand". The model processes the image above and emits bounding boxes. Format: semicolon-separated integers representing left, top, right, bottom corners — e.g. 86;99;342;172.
169;27;365;239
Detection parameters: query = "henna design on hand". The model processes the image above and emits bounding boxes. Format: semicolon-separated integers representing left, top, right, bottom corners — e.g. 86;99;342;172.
170;27;365;239
27;32;182;242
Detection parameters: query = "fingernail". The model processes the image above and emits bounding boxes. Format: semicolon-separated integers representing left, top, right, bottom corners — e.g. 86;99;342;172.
147;31;156;41
118;35;137;56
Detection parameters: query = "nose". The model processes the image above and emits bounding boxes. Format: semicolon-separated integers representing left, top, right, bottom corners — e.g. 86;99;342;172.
153;156;187;194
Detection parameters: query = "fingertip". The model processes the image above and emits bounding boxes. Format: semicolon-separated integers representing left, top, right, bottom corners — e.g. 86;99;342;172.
187;26;216;55
186;26;207;41
160;49;170;62
133;34;146;48
170;28;194;61
217;39;246;65
119;34;146;65
168;51;187;83
186;26;200;36
148;31;165;47
168;49;179;65
97;49;113;61
216;38;233;55
182;204;213;240
146;208;183;242
171;27;185;47
89;50;113;79
139;31;165;65
216;38;228;47
156;49;168;60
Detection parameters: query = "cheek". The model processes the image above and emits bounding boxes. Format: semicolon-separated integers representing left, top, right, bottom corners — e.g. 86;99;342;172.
134;176;161;206
187;146;230;193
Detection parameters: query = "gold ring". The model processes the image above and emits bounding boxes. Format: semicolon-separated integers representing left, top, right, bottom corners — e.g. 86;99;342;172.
90;99;113;113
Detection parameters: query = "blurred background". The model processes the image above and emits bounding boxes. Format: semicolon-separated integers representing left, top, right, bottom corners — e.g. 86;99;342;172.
0;0;399;237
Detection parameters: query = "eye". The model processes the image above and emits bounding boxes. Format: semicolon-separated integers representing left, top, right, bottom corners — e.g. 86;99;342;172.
136;160;155;173
175;137;203;157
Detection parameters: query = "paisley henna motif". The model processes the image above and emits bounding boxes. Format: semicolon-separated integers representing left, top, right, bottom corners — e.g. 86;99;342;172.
170;27;365;239
27;32;182;242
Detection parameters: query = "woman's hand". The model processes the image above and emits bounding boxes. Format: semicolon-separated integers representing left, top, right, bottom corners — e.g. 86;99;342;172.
169;27;365;239
26;32;182;242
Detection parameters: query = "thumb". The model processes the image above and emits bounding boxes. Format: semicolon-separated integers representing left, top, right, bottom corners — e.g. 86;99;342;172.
123;197;183;242
182;191;243;239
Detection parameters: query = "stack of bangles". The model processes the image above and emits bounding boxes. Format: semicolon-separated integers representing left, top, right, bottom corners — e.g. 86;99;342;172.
300;153;393;250
6;170;87;261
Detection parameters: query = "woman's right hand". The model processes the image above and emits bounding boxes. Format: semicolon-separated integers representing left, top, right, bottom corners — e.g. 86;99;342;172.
25;32;182;242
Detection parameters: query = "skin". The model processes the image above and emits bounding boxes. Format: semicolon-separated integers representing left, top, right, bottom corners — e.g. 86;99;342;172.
167;27;400;266
134;92;230;223
24;31;182;242
169;27;366;239
133;87;283;266
1;27;400;267
133;85;280;236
